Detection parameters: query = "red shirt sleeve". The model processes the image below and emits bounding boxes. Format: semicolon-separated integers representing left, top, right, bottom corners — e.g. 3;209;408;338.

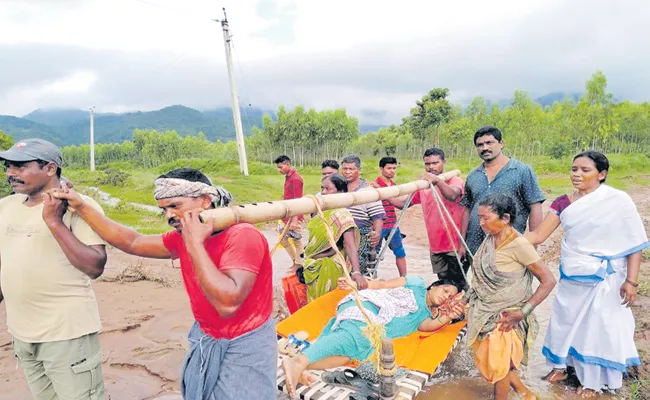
449;176;465;203
217;225;267;274
549;195;571;216
411;190;422;205
161;231;182;260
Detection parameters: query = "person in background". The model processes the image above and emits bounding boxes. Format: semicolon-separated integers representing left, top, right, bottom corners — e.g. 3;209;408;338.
466;193;555;400
374;156;407;276
0;138;108;400
316;159;339;195
525;151;648;396
389;148;468;288
274;155;305;271
340;155;385;280
460;126;545;257
321;159;339;178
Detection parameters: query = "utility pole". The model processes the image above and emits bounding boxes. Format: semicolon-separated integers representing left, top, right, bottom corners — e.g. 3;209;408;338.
89;106;96;171
218;8;249;176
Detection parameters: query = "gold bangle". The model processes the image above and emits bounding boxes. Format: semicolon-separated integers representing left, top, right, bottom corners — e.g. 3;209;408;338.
626;279;639;288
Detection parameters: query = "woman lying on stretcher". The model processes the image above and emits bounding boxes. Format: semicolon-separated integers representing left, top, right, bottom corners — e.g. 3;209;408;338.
281;275;465;397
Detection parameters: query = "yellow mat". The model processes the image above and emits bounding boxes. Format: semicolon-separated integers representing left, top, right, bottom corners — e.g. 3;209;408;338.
276;288;467;375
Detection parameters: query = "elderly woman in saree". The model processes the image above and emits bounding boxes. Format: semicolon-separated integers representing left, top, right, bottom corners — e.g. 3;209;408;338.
466;193;556;400
525;151;648;397
281;275;465;397
302;174;366;301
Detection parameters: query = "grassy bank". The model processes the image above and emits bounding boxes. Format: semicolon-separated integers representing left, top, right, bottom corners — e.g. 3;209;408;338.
63;153;650;234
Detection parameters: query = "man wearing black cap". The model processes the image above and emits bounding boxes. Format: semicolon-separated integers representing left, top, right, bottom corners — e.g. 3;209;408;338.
0;139;107;399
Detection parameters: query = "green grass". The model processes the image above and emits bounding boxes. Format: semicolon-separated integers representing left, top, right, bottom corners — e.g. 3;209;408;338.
638;278;650;297
61;153;650;234
104;204;168;235
628;378;649;400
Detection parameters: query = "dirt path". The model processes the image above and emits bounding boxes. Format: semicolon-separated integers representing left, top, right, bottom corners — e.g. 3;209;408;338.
1;186;648;400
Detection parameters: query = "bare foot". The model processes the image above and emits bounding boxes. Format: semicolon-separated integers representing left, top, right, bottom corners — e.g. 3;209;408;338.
521;392;538;400
542;368;568;383
576;386;597;398
282;357;304;398
300;371;318;386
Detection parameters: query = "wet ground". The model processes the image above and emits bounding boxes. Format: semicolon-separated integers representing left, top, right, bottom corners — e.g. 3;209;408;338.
2;193;647;400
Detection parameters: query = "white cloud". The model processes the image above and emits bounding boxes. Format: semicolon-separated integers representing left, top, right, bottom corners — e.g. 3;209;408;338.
41;70;97;94
2;70;97;112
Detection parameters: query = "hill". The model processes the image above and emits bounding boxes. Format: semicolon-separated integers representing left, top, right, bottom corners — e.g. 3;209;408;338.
0;105;268;145
534;92;581;107
0;115;65;144
487;92;582;110
23;108;89;127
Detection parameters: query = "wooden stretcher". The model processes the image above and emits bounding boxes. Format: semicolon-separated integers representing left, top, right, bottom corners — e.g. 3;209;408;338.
276;288;467;399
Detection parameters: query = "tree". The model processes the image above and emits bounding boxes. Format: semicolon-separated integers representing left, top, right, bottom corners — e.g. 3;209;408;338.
55;71;650;168
0;131;13;150
402;88;453;146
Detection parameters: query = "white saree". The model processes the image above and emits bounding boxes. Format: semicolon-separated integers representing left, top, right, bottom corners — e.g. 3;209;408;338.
542;185;649;391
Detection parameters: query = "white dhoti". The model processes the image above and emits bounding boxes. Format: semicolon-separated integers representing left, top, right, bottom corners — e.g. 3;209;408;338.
542;185;649;391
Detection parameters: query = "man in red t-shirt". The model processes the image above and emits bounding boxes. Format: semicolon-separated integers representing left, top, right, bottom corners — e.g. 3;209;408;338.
390;148;470;289
375;157;407;276
274;155;305;270
53;168;276;400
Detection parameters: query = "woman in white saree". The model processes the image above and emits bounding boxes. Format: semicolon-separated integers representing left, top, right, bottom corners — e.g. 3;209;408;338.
525;150;648;397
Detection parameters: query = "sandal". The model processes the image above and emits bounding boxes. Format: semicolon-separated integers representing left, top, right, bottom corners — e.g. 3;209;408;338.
355;361;408;383
321;369;379;397
542;368;568;383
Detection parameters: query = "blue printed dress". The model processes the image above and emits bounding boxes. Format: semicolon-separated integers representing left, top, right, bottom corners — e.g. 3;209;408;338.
303;276;432;363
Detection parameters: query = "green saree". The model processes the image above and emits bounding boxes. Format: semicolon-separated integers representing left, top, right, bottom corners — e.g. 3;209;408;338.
303;208;359;302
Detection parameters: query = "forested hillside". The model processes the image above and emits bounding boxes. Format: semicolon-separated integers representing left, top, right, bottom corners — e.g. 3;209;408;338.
0;106;267;145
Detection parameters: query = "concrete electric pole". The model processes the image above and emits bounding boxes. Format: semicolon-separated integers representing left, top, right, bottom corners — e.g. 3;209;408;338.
218;8;249;176
89;106;96;172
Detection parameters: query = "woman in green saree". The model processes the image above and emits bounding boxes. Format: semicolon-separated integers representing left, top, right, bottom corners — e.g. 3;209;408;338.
302;174;367;301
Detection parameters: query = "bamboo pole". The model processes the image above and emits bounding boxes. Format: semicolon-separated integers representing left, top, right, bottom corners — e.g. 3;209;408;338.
379;338;397;399
201;170;461;231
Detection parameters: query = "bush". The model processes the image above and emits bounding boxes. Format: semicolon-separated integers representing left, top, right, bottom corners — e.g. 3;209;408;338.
548;142;572;159
95;168;131;187
0;180;12;197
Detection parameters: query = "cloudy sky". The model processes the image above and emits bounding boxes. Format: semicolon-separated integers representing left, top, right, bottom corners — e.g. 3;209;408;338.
1;0;649;125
